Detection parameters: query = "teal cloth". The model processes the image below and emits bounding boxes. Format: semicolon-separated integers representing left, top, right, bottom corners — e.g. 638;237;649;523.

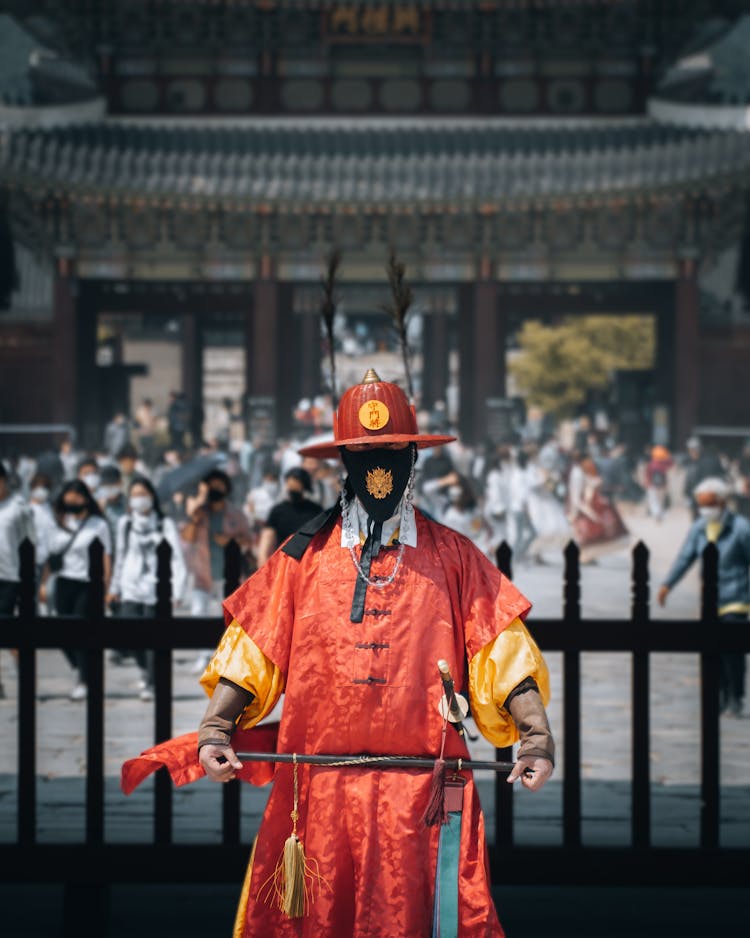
432;811;462;938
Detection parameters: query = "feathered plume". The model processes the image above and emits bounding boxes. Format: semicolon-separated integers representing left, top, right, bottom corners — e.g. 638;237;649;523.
382;249;415;401
320;249;341;408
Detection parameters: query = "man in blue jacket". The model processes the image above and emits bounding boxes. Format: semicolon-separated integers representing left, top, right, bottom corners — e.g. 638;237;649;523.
658;477;750;717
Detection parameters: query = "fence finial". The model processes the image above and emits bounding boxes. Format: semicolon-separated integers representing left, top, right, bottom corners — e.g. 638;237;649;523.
631;540;650;623
563;540;580;622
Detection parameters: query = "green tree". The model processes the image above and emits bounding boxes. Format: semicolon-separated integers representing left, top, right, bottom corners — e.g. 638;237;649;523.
508;315;655;418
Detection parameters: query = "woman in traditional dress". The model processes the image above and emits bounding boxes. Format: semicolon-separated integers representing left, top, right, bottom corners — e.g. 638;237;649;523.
567;455;629;564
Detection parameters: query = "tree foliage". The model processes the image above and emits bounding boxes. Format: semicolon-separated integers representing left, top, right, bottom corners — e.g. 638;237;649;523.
508;315;655;418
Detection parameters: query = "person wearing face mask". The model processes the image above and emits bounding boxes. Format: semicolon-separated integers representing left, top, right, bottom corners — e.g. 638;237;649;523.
182;468;254;672
40;479;112;700
76;455;102;495
244;468;280;528
255;467;323;568
442;474;493;557
116;442;141;493
186;369;553;938
107;477;187;700
658;476;750;717
97;464;127;542
0;461;35;697
26;472;54;575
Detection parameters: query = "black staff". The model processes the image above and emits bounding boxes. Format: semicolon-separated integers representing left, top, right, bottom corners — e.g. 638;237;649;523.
232;751;515;773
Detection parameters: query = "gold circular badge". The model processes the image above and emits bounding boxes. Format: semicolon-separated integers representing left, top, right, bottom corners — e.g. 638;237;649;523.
359;400;390;432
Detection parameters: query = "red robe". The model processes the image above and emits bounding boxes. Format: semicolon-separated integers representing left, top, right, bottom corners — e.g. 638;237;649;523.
222;510;531;938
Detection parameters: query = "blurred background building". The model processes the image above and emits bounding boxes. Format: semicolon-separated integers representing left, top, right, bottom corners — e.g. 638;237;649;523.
1;0;750;456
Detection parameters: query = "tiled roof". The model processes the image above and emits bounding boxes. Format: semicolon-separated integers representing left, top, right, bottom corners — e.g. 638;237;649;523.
656;15;750;106
0;15;43;107
3;117;750;206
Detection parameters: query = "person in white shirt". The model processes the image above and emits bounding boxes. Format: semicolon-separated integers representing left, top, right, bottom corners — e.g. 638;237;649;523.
27;472;55;571
442;476;493;557
483;447;512;551
0;461;36;697
243;468;279;530
507;450;537;563
108;477;187;700
40;480;112;700
27;473;56;615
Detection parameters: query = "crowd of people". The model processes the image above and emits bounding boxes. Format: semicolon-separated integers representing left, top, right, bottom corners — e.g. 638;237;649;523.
1;398;749;705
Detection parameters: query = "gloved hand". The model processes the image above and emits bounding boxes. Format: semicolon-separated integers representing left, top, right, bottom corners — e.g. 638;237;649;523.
504;678;555;792
197;677;253;782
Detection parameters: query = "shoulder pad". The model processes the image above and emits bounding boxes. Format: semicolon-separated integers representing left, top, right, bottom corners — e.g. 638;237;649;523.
281;504;341;561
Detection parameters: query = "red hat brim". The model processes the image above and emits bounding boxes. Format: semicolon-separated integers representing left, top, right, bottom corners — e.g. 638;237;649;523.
298;432;456;460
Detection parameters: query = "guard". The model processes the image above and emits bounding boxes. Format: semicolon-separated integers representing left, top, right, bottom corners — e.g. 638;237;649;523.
195;369;555;937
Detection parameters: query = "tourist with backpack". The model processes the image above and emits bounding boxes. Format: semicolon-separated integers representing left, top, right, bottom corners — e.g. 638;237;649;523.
107;477;187;700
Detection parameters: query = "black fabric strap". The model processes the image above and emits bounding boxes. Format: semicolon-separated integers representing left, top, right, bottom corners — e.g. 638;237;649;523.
350;519;383;623
281;504;341;561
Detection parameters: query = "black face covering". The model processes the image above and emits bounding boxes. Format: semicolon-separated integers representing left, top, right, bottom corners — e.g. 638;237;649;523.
341;445;414;522
62;502;87;515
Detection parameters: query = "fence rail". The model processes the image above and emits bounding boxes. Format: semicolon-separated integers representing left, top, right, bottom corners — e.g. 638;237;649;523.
0;536;749;935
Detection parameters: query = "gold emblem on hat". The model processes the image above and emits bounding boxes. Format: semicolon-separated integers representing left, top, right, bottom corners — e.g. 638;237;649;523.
359;400;390;431
366;467;393;499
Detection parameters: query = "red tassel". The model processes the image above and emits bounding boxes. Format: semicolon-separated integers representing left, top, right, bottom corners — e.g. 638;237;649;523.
422;757;448;827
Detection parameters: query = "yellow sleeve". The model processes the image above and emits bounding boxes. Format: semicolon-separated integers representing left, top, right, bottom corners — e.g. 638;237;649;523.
468;617;550;748
199;619;285;730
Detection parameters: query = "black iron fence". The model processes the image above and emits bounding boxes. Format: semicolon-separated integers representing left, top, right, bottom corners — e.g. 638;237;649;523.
0;536;748;935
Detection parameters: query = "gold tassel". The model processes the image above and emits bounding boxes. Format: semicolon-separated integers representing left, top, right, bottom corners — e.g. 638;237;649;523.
259;754;329;918
281;833;307;917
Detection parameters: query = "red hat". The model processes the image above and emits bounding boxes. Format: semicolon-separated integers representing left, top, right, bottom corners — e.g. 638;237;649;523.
298;369;456;459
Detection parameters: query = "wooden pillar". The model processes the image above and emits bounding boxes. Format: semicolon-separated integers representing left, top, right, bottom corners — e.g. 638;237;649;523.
276;283;297;436
181;312;203;447
654;293;675;444
250;280;278;396
674;258;700;447
421;311;449;412
298;310;321;402
75;279;100;450
474;279;504;445
248;264;283;434
52;265;78;429
458;279;504;445
458;283;476;442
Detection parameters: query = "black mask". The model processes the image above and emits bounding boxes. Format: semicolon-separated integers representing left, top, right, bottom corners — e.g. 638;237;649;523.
287;489;304;505
62;502;87;514
341;446;414;522
207;488;226;503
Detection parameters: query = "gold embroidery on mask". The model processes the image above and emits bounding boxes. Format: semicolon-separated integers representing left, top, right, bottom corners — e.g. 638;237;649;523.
365;467;393;499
